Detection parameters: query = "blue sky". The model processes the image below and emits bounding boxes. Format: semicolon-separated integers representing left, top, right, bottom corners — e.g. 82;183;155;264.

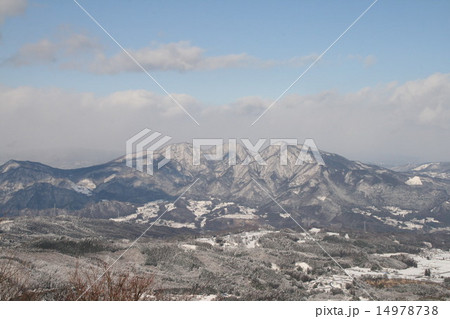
1;0;449;166
2;0;449;103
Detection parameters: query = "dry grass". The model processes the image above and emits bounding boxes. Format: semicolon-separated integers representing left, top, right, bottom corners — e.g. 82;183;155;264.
0;256;40;300
1;255;154;301
64;261;154;301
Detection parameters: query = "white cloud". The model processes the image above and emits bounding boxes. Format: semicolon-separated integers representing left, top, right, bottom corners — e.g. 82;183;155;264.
363;55;377;67
62;33;102;55
5;33;102;67
0;0;26;24
84;41;316;73
90;41;254;73
348;54;377;68
7;36;318;73
1;73;449;166
7;39;58;65
284;54;319;67
0;0;26;40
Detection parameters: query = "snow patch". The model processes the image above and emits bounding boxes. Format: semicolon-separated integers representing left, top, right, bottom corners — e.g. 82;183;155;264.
405;176;423;186
1;162;20;173
78;179;96;190
238;205;257;215
238;230;273;248
188;200;212;218
295;262;312;272
70;179;96;196
196;238;216;246
155;220;196;229
111;200;161;223
350;249;450;283
385;206;413;217
165;203;176;212
212;202;235;211
136;201;161;219
413;163;432;171
218;205;258;220
352;208;372;216
411;217;440;224
271;263;280;271
204;230;275;249
180;244;197;251
104;174;116;183
423;242;433;248
326;232;339;237
219;213;257;220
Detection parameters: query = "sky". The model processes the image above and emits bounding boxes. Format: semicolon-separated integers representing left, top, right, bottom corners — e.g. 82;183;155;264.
0;0;449;167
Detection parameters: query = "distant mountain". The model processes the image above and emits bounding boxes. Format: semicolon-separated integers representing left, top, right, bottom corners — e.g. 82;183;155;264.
392;162;450;180
1;143;449;232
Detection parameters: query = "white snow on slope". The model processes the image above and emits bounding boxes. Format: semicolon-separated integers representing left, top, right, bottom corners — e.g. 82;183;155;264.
111;200;161;223
348;249;450;283
219;213;257;220
165;203;176;212
155;220;196;229
405;176;423;186
212;202;235;211
180;244;197;251
1;162;20;173
411;217;440;224
371;215;425;230
195;230;274;249
295;262;312;272
233;230;273;248
109;199;259;227
188;200;212;217
413;163;432;171
195;238;216;246
136;201;161;218
0;219;13;231
385;206;413;217
217;204;258;220
238;205;257;215
326;232;339;237
70;179;96;196
309;228;321;234
104;174;116;183
271;263;280;271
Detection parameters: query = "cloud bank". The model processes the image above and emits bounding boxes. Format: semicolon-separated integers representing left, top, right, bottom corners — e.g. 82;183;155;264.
0;73;449;166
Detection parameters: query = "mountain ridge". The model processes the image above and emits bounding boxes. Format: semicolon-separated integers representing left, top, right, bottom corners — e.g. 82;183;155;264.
1;143;449;232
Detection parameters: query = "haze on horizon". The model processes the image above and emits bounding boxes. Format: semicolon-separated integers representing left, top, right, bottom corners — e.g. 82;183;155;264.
0;0;449;168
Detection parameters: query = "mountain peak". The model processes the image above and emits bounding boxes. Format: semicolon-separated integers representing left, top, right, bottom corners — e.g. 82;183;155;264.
1;160;21;173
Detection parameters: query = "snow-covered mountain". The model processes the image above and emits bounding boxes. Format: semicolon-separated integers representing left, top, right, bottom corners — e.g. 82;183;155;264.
393;162;450;180
1;143;449;232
